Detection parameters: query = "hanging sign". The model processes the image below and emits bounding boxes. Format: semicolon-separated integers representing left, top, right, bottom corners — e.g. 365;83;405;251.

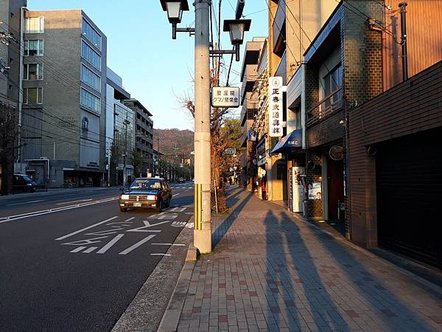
211;87;240;107
268;77;283;137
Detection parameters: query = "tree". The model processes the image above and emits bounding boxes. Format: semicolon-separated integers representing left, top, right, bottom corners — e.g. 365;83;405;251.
0;103;18;195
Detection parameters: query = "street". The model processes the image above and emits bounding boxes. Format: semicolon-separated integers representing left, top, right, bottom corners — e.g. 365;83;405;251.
0;183;194;331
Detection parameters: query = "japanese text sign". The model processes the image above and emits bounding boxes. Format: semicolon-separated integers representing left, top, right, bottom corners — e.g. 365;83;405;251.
268;77;283;137
212;87;240;108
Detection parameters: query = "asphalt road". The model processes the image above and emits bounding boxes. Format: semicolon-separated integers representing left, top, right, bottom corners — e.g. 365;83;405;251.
0;183;194;331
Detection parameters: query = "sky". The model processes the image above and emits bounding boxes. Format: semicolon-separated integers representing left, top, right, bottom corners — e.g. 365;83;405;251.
27;0;269;131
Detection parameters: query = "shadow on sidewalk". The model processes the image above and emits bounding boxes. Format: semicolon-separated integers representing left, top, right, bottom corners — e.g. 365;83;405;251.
212;189;254;248
291;211;439;330
264;209;350;331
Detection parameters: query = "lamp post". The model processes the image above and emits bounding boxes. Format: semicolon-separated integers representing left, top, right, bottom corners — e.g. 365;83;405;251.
159;0;250;254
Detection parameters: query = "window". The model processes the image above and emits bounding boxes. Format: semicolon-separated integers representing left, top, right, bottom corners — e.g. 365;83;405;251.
25;40;44;56
23;87;43;104
23;63;43;80
82;19;102;50
80;88;101;113
81;41;101;70
82;117;89;132
81;65;101;91
25;17;44;33
322;65;342;109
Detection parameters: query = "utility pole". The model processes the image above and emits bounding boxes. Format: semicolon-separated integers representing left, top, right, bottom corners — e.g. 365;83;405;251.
193;0;212;253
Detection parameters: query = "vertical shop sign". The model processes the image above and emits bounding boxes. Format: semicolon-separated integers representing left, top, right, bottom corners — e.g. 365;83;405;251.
268;76;283;137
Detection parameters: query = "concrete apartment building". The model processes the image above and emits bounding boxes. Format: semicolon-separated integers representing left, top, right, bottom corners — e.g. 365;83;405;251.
105;68;135;187
21;9;108;187
0;0;27;194
123;98;154;178
239;37;266;193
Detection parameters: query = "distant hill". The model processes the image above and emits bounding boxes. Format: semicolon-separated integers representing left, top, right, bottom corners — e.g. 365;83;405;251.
153;128;194;158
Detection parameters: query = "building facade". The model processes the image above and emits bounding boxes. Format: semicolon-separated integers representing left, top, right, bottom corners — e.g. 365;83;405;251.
105;68;135;186
346;0;442;267
0;0;27;194
239;37;266;193
21;10;107;187
243;0;442;268
123;98;154;178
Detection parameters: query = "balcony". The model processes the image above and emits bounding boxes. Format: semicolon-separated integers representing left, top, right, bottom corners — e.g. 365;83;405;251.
306;88;343;127
274;50;286;82
241;64;258;103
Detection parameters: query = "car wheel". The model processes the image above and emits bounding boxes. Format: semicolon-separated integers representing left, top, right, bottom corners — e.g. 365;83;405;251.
120;207;127;212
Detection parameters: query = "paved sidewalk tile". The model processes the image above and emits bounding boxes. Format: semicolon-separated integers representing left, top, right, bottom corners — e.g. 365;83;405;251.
175;186;442;331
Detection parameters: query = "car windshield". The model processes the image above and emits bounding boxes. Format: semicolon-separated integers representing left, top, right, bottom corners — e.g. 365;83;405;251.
129;179;161;190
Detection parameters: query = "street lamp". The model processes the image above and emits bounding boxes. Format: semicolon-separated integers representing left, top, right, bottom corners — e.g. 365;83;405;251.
159;0;250;254
160;0;192;39
223;19;251;61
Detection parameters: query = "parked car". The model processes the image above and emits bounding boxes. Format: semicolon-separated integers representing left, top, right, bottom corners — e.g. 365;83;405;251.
118;177;172;212
13;174;37;193
177;177;185;183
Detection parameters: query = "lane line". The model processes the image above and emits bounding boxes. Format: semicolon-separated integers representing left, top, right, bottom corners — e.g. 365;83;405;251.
97;234;125;254
119;235;156;255
55;198;92;206
55;216;118;241
0;197;117;224
150;253;171;256
7;199;45;206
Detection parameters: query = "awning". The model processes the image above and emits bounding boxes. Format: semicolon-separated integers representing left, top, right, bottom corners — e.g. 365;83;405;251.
270;129;302;155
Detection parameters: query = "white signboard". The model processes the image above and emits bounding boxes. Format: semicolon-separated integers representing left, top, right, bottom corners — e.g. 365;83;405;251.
212;87;240;107
268;77;283;137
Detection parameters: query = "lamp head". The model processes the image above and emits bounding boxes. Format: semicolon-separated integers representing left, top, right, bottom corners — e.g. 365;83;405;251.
223;19;251;45
160;0;189;24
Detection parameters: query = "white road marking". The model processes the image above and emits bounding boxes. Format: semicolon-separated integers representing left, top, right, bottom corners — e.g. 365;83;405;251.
151;243;186;247
61;236;109;246
71;246;87;253
85;229;119;236
127;220;171;232
97;234;125;254
82;247;98;254
55;199;92;206
119;235;156;255
169;207;186;212
171;221;187;227
55;216;118;240
150;253;171;256
7;199;45;206
0;197;117;224
124;217;135;222
172;193;180;197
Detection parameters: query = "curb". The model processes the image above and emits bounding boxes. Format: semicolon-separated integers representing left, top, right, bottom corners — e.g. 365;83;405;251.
157;262;195;332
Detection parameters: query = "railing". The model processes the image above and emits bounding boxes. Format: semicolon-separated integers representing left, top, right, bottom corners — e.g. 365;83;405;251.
306;88;343;127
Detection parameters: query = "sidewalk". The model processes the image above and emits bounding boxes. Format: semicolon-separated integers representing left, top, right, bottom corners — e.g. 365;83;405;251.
160;185;442;332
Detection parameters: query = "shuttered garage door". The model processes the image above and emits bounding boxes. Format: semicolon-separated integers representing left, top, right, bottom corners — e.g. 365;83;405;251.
376;127;442;268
